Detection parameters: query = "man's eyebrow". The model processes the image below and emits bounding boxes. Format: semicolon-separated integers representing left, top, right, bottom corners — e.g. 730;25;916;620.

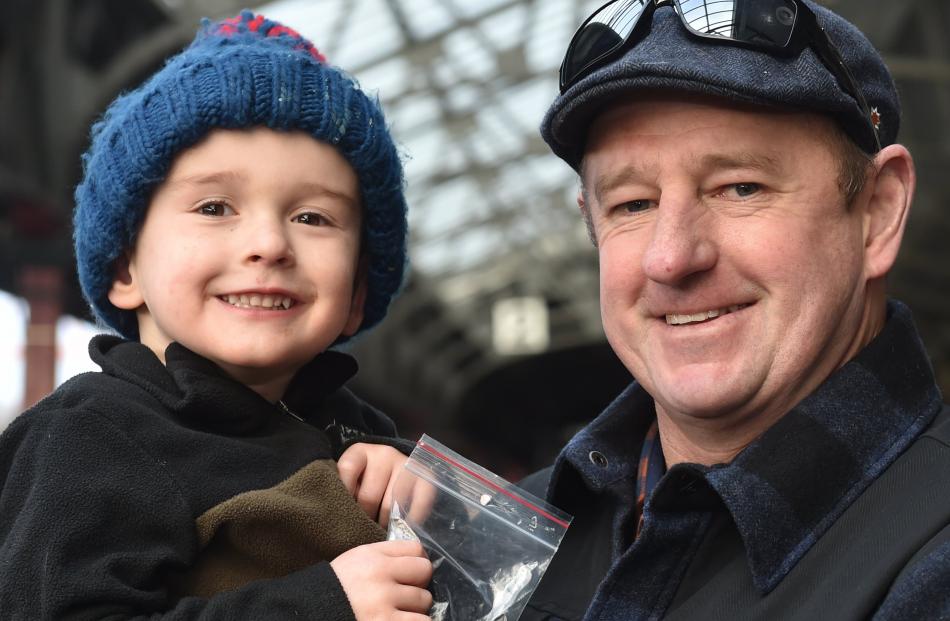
694;151;783;174
588;151;784;201
591;164;649;205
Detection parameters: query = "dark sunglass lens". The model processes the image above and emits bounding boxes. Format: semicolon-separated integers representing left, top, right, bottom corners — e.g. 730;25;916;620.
678;0;796;48
563;0;651;87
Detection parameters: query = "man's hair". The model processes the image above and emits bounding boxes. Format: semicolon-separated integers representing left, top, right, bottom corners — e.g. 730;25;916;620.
578;123;875;247
829;123;876;208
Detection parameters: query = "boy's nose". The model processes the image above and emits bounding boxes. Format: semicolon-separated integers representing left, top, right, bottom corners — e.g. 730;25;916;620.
244;218;295;267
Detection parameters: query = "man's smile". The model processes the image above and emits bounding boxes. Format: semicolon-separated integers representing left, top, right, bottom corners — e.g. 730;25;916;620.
665;303;750;326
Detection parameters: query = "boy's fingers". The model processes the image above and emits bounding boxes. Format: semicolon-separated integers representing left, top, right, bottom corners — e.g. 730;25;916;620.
336;448;367;495
406;480;437;524
356;471;388;519
379;539;427;558
390;584;434;613
380;483;396;529
390;555;433;587
392;613;432;621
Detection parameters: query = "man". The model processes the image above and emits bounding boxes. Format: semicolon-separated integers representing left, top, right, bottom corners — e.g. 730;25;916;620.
520;1;949;619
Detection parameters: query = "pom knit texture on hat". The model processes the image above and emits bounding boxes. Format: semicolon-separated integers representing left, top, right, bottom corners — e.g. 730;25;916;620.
74;11;408;340
542;0;901;170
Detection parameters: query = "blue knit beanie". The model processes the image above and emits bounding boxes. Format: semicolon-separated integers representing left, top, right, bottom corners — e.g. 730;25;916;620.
74;11;408;340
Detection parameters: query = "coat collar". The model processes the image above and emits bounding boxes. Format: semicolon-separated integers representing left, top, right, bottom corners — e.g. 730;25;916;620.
554;299;943;593
89;336;358;435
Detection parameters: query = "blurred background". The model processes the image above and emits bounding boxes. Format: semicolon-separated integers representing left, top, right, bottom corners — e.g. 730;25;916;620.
1;0;948;479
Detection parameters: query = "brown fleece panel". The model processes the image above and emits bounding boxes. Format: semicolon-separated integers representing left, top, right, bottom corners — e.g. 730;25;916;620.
170;459;385;597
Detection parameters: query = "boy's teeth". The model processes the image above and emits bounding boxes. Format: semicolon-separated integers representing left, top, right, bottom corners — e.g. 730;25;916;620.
221;294;294;309
666;304;746;325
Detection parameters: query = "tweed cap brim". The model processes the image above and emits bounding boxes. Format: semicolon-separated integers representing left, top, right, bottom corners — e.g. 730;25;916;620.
542;1;899;171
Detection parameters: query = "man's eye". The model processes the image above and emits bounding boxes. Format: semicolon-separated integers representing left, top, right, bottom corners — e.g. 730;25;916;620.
619;199;653;213
733;183;760;197
197;201;232;216
294;212;327;226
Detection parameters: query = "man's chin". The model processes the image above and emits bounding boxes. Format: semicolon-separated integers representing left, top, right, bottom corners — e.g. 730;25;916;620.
650;371;760;422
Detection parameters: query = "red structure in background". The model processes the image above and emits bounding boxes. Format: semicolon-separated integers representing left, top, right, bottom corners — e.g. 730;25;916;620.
17;265;63;410
5;195;67;409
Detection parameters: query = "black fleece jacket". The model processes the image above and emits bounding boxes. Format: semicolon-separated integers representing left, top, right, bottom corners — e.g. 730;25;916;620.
0;336;410;620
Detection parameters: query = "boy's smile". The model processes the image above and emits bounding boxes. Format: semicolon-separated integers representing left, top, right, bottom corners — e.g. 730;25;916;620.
218;291;297;310
108;127;366;401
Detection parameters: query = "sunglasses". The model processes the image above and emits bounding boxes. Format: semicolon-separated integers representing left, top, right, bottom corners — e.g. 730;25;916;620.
559;0;881;151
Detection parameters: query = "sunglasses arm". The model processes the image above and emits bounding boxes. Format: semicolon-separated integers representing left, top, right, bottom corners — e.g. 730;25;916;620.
796;5;882;152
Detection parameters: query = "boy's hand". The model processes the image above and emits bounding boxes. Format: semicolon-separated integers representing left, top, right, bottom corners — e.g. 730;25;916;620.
338;443;406;528
331;540;433;621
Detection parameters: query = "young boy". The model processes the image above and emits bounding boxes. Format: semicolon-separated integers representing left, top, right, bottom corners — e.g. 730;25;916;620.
0;11;432;619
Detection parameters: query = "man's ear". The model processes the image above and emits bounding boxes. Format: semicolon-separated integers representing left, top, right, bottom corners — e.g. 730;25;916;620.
107;253;145;310
342;256;369;336
578;188;598;247
862;144;915;281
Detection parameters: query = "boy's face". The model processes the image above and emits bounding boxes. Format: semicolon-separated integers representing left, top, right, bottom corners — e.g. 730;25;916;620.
109;127;365;401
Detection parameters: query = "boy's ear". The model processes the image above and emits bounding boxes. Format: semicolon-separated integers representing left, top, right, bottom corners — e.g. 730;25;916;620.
862;144;915;281
107;253;145;311
341;256;369;337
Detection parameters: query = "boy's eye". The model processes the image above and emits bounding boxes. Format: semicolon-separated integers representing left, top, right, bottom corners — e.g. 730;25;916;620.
293;212;327;226
197;201;232;216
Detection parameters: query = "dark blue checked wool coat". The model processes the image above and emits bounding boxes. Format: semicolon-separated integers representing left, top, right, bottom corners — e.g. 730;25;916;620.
522;300;950;621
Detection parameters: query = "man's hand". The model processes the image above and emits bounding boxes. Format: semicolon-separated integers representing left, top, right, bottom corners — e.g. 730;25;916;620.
331;540;433;621
337;443;406;528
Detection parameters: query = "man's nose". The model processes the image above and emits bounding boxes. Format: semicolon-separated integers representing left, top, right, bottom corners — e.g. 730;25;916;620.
243;214;295;267
640;195;716;284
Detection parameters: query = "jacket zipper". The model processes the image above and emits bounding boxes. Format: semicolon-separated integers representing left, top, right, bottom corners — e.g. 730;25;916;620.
277;400;306;423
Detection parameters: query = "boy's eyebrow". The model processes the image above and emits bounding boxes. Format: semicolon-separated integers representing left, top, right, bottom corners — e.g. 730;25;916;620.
295;181;359;206
166;170;248;189
165;172;358;205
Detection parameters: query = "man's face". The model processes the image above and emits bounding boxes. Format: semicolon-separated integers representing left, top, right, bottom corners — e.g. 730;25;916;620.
110;127;365;400
582;95;875;427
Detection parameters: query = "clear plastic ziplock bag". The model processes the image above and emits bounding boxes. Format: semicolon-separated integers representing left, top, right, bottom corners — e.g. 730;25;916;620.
387;435;572;621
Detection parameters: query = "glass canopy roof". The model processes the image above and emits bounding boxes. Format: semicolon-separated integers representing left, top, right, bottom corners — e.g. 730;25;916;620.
255;0;606;347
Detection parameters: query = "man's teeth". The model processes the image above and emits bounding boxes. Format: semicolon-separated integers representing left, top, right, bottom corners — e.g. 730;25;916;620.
221;294;294;309
666;304;746;325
